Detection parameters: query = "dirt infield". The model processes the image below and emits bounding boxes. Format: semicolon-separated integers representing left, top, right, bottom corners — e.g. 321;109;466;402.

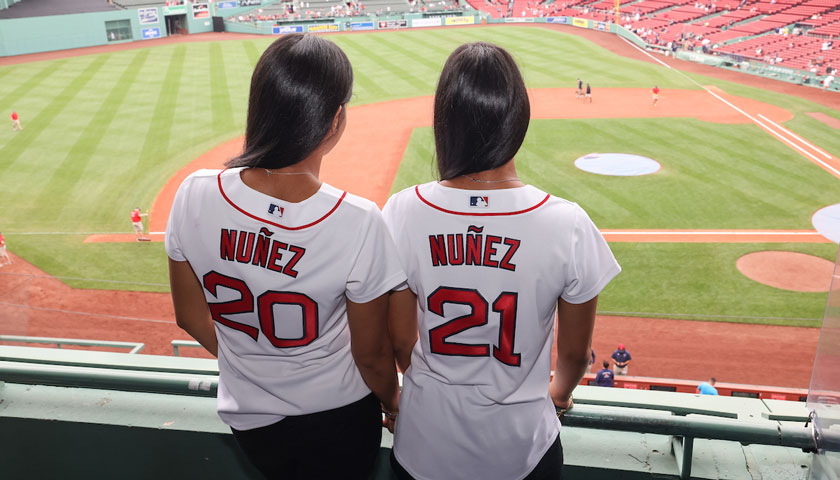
2;27;834;388
736;251;835;292
807;112;840;129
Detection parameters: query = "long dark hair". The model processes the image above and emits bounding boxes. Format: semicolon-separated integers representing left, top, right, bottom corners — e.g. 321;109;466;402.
434;42;530;180
227;34;353;169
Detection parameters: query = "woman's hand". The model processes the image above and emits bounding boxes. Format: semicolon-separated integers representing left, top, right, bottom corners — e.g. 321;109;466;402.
550;378;573;419
381;404;398;433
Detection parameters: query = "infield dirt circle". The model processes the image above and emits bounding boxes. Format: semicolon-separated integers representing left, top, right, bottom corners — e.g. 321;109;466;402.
737;251;835;292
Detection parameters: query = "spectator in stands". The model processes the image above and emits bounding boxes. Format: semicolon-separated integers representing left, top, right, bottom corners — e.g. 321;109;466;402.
611;344;632;375
385;41;620;480
697;378;718;395
166;34;402;480
595;361;615;387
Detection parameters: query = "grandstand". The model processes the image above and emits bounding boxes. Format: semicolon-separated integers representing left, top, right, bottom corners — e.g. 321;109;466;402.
0;0;118;18
465;0;839;57
224;0;463;23
471;0;838;81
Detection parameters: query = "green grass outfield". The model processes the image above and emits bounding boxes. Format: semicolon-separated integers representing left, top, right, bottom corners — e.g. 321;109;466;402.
0;26;837;326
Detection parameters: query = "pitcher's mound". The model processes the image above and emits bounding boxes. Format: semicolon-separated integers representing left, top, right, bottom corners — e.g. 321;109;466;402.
736;251;834;292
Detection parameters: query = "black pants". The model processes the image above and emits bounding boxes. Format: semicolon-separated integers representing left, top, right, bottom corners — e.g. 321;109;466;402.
231;393;382;480
390;434;563;480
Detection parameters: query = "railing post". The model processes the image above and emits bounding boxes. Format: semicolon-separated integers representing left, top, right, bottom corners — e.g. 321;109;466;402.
678;436;694;480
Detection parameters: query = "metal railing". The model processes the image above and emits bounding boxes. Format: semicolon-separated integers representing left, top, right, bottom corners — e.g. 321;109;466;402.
0;335;144;354
171;339;202;356
0;360;217;397
562;406;821;479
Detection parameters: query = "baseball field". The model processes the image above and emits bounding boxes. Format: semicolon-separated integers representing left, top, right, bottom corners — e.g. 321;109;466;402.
0;25;838;386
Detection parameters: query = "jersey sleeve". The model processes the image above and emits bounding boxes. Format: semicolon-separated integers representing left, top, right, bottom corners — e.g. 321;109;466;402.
164;177;192;262
560;205;621;304
381;192;414;293
345;206;408;303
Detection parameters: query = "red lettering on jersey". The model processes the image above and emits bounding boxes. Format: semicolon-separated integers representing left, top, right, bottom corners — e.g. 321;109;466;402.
235;231;255;263
252;233;271;268
220;229;237;261
220;228;304;278
430;230;520;271
499;238;520;272
258;291;318;347
267;241;288;273
283;245;305;278
446;234;464;265
491;292;521;366
428;287;490;357
203;271;259;341
483;235;501;268
429;235;447;266
465;234;482;265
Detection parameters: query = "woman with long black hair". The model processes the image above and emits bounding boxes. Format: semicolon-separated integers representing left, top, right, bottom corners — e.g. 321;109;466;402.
166;34;404;479
384;42;621;480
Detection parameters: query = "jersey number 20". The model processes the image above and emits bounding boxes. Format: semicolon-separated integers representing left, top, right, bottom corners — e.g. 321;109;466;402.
203;271;318;348
427;287;520;367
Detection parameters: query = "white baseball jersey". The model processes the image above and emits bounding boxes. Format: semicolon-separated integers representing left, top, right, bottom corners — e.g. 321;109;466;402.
382;181;620;480
166;168;406;431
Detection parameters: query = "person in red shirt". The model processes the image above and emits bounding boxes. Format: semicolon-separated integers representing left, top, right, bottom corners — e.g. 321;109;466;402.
652;85;660;106
0;232;11;267
131;208;148;241
11;111;22;131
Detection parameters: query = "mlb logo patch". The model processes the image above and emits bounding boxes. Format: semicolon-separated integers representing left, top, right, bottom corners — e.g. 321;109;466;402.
469;196;489;208
268;203;284;218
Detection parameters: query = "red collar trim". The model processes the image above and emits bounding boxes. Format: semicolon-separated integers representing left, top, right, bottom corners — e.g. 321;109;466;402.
217;170;345;230
414;185;550;216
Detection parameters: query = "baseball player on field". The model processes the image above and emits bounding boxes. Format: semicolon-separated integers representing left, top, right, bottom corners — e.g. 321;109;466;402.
384;42;621;480
0;232;11;267
166;34;404;480
130;207;148;241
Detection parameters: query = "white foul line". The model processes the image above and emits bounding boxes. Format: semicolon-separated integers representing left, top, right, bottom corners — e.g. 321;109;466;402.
619;37;840;178
701;89;840;176
758;113;834;159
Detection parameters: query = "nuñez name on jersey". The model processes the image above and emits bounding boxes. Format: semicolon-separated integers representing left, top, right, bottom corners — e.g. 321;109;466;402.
219;226;305;278
428;225;520;270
